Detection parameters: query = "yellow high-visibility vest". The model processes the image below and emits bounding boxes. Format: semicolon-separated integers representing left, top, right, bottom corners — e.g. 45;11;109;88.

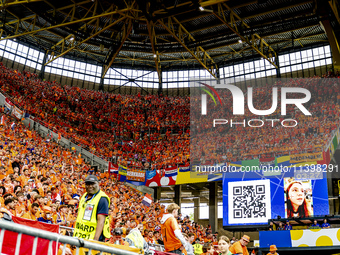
73;190;110;240
193;243;203;255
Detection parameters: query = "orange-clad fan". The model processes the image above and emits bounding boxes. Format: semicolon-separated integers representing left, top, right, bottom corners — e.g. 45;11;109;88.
229;235;250;255
160;203;187;254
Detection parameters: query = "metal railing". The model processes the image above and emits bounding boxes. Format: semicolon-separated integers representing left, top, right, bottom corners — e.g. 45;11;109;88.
0;220;141;255
59;225;74;235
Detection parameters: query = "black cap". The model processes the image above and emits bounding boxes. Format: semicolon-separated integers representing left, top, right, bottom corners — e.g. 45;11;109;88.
84;175;99;183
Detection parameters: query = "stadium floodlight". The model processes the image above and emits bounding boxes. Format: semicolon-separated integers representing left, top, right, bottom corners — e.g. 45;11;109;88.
153;54;157;58
199;6;213;13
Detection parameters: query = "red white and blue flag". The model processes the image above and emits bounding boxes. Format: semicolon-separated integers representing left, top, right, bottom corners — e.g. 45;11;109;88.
141;194;153;207
0;115;5;125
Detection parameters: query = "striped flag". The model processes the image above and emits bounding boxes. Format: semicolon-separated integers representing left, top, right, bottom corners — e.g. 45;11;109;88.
11;122;15;130
0;115;5;125
141;194;153;207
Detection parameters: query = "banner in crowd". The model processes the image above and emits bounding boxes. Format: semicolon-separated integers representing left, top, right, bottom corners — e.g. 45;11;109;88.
4;98;13;112
108;162;118;177
127;169;145;182
1;216;60;255
12;106;23;119
329;127;340;156
289;152;323;163
118;165;127;182
259;156;276;167
145;166;177;187
141;150;331;187
175;164;208;184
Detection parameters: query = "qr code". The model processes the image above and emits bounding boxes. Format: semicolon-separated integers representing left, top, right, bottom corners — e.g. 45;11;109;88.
228;180;271;224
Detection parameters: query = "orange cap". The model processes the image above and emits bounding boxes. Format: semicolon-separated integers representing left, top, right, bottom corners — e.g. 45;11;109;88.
269;245;277;252
242;235;250;242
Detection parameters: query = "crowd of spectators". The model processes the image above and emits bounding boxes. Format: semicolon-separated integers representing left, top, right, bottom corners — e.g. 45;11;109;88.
191;77;340;163
1;63;339;168
0;63;190;169
0;115;220;252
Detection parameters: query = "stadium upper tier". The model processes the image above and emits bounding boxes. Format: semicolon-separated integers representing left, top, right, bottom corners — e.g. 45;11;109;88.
0;63;339;167
191;78;340;163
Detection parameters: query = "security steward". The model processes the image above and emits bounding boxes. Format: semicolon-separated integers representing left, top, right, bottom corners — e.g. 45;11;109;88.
73;175;110;241
193;238;203;255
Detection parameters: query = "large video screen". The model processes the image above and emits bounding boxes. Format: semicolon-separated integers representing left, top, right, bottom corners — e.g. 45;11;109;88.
222;169;329;226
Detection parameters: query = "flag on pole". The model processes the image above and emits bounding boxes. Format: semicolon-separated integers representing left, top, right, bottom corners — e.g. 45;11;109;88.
141;194;153;207
0;115;5;125
11;122;15;130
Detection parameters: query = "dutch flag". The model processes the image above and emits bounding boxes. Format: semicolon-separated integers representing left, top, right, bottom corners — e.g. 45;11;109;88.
11;122;15;130
141;194;153;207
0;116;5;125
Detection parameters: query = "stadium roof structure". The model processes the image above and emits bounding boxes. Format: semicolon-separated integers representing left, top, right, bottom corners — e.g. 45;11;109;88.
0;0;337;82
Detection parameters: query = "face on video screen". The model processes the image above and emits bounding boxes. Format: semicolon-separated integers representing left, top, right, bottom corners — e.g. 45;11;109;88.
284;178;313;218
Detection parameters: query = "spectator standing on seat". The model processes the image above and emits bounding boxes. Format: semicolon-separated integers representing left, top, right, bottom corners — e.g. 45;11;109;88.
160;203;188;254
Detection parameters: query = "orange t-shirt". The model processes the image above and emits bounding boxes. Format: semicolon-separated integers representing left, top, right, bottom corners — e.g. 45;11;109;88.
229;241;249;255
161;215;182;252
22;211;37;221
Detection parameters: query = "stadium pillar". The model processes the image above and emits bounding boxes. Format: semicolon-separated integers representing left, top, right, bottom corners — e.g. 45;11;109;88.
275;55;281;78
99;65;105;91
38;51;48;80
321;20;340;71
158;71;163;95
193;192;200;222
216;65;221;84
153;187;161;201
174;185;182;207
209;182;218;232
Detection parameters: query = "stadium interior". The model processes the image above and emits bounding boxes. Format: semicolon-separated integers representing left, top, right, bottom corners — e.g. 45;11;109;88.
0;0;340;254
